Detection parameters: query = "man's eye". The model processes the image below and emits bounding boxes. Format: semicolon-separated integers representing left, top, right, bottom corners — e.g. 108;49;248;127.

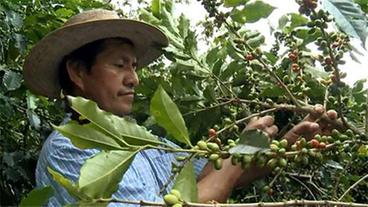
114;63;124;68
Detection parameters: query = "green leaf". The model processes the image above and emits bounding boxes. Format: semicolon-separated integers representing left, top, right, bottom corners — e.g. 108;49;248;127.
304;65;329;79
278;15;289;29
230;8;247;24
139;8;160;25
54;122;125;151
150;85;192;146
19;186;54;207
358;145;368;157
325;160;344;170
260;86;285;97
160;5;179;36
289;13;309;29
229;129;270;154
48;167;89;200
322;0;368;47
172;161;198;202
352;79;366;93
2;70;22;91
151;0;161;18
224;0;248;7
78;149;139;199
68;96;162;147
243;1;275;23
246;34;265;48
221;61;244;80
178;14;189;38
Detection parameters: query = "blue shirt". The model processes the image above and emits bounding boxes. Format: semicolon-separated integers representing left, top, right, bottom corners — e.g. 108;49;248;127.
36;122;207;206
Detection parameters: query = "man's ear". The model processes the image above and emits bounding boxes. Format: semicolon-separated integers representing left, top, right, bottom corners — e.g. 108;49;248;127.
66;60;86;91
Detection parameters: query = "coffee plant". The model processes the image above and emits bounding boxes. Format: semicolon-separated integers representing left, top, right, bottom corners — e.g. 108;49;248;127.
0;0;111;206
6;0;368;206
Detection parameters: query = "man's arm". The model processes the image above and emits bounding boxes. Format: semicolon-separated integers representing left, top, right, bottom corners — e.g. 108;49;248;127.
196;116;277;203
195;106;338;203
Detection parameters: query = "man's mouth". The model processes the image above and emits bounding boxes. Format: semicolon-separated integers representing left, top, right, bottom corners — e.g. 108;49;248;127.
118;91;134;96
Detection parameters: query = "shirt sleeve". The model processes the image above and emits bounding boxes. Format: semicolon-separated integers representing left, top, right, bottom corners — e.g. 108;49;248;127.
36;130;99;206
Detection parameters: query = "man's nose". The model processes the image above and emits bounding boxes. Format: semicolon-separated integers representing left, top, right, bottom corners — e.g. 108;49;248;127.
123;68;139;88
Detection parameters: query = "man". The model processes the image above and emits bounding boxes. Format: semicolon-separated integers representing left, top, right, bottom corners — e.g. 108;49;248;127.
23;9;336;206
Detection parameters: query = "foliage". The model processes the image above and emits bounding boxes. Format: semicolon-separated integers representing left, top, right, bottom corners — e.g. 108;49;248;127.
0;0;111;206
1;0;368;206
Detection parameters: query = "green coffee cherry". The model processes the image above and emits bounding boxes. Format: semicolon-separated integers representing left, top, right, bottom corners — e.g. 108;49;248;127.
207;142;220;152
272;140;280;146
209;153;220;161
314;134;321;141
302;157;309;165
231;155;239;165
331;129;340;139
214;158;223;170
267;158;278;169
197;141;207;150
170;189;181;199
339;134;348;141
172;204;183;207
345;129;354;137
270;144;279;152
278;158;287;167
279;139;288;148
164;194;179;205
224;117;232;124
262;185;270;192
278;148;286;156
242;155;252;164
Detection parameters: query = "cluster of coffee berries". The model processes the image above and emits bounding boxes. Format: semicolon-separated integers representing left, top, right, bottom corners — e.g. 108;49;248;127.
308;10;332;31
195;140;223;170
198;0;226;27
288;50;298;62
266;139;289;169
164;189;183;207
297;0;318;16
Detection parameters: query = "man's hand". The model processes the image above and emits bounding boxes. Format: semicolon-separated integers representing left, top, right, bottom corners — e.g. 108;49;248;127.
244;115;278;137
284;104;338;144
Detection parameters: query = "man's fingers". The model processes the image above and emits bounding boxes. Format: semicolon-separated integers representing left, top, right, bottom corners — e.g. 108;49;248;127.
284;121;320;144
256;115;274;128
245;115;275;132
304;104;325;122
326;110;337;120
265;125;279;137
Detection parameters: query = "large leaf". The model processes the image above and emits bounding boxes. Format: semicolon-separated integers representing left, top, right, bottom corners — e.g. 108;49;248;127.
150;85;192;146
68;96;163;147
19;186;54;207
322;0;368;46
178;14;189;38
151;0;161;18
229;129;270;154
54;122;126;150
172;161;198;202
48;167;89;200
78;149;139;199
243;1;275;23
2;70;22;91
224;0;248;7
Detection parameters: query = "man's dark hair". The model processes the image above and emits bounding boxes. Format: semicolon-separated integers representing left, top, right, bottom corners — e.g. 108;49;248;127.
58;37;134;95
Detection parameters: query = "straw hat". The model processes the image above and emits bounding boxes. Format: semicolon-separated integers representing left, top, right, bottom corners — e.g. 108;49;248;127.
23;9;168;98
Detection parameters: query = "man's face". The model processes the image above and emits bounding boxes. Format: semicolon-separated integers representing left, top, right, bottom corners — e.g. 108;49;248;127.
79;39;139;117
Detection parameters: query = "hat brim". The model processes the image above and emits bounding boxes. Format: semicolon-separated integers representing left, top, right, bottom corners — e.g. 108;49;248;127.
23;19;168;98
